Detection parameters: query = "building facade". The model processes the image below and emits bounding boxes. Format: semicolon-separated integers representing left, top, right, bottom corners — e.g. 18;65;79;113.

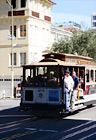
91;12;96;30
0;0;56;98
50;25;72;45
54;22;82;32
0;0;73;98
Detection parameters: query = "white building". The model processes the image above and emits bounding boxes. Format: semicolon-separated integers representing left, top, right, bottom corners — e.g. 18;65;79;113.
91;12;96;30
0;0;73;98
0;0;56;98
51;25;72;44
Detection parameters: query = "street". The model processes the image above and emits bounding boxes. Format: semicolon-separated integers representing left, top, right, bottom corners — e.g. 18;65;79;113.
0;99;96;140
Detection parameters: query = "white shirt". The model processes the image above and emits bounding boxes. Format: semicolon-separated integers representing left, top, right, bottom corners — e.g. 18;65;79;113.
64;75;74;90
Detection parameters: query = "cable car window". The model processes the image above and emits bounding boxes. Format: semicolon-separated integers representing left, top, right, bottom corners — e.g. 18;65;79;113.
79;68;85;89
25;69;30;81
74;67;78;77
91;70;94;82
35;67;47;87
25;68;34;86
86;69;89;82
47;67;59;87
95;70;96;82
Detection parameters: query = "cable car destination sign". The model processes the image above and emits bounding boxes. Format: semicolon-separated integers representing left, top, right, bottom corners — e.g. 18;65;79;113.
77;61;96;66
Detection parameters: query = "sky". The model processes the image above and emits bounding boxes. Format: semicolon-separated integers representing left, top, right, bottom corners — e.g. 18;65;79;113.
51;0;96;29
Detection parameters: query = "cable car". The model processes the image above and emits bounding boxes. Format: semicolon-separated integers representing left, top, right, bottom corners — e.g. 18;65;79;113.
20;53;96;116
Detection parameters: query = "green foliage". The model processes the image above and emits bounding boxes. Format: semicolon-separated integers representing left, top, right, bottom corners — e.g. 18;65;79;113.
51;29;96;61
59;25;63;27
51;39;72;53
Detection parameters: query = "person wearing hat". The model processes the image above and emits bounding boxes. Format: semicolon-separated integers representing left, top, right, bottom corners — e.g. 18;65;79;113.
64;70;74;112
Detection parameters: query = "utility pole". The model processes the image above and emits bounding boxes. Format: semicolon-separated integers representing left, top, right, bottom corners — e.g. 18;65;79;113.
6;0;14;98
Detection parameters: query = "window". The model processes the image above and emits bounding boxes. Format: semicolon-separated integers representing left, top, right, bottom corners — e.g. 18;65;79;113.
91;70;94;82
86;69;89;82
93;16;96;20
21;0;26;8
20;25;26;37
86;69;94;82
20;53;26;65
34;26;38;39
34;26;38;33
45;4;48;14
13;53;16;65
23;66;60;88
10;26;16;37
95;70;96;82
42;3;45;13
4;79;11;81
10;53;17;66
33;0;37;9
11;0;16;9
42;28;45;40
93;22;96;27
34;53;38;62
14;79;21;81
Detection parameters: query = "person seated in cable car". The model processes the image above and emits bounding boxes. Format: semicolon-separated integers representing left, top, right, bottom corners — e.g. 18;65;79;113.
36;74;44;87
27;76;33;85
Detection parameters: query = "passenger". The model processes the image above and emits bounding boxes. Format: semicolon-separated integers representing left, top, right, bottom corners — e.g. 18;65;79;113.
53;70;57;78
36;74;43;87
48;73;57;86
64;70;74;112
71;71;80;109
90;77;93;82
27;76;31;83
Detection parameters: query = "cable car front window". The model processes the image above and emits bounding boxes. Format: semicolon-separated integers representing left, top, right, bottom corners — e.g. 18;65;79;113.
35;67;47;87
24;68;34;86
47;67;59;87
35;66;60;87
23;66;60;87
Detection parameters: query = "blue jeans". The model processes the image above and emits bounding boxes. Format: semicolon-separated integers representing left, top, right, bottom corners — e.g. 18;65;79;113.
64;88;71;111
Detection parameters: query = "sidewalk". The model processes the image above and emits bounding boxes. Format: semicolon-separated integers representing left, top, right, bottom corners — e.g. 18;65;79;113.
0;98;20;111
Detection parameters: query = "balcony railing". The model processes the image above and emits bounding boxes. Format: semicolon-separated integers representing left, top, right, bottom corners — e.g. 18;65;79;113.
44;15;51;22
32;11;39;18
0;9;51;23
8;10;25;16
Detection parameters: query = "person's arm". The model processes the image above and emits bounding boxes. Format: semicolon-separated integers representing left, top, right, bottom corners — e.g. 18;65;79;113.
75;77;80;90
75;84;80;90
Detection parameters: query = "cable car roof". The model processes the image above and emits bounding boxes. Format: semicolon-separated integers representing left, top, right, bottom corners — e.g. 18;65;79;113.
43;52;93;61
22;58;85;67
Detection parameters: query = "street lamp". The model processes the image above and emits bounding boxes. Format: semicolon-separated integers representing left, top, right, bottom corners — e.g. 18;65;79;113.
6;0;14;98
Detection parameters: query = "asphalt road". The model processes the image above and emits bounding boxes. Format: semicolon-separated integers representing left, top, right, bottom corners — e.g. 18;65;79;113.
0;100;96;140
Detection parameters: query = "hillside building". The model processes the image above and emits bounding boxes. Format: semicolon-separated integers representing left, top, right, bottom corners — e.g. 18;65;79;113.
91;12;96;30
